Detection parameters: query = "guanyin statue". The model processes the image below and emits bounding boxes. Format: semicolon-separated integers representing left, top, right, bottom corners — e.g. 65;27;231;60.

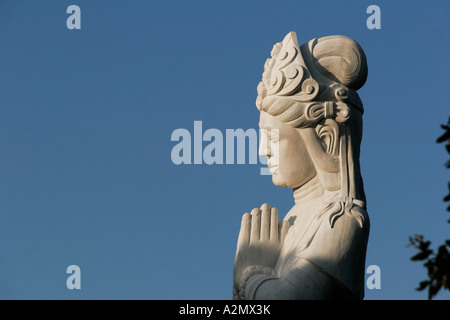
233;31;370;300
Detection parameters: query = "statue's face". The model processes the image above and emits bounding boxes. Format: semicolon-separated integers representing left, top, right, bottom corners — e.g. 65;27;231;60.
259;111;316;188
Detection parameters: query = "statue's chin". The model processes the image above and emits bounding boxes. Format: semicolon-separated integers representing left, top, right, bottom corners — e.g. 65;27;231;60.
272;172;318;189
271;174;293;189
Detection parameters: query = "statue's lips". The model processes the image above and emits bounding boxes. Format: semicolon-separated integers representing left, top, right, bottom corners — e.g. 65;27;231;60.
269;166;278;174
268;159;278;174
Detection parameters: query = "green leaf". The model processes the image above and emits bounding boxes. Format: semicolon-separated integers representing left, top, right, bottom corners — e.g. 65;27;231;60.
411;249;432;261
437;244;448;256
416;280;429;291
428;284;441;300
437;130;450;143
444;193;450;202
419;240;431;251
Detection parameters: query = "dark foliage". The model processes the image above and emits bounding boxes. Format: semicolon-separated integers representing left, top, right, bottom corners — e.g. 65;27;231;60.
409;117;450;299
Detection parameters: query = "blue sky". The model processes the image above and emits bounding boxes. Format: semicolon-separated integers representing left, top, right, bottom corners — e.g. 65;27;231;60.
0;0;449;300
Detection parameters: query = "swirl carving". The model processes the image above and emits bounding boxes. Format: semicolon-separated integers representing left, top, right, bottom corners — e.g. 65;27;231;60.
303;101;351;126
262;32;320;102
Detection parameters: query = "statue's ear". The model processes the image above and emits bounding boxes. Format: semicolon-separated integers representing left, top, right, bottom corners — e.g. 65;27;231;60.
316;119;340;156
296;126;341;192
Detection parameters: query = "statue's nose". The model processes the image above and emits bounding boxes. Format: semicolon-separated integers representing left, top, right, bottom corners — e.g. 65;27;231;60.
259;132;271;157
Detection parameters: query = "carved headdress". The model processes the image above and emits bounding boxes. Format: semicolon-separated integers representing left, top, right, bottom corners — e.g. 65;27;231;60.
257;31;368;228
256;32;366;127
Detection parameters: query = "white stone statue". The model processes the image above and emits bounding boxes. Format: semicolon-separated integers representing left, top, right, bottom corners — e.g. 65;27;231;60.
233;32;370;300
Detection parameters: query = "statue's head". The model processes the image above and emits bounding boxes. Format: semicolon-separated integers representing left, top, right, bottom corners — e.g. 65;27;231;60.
257;32;368;202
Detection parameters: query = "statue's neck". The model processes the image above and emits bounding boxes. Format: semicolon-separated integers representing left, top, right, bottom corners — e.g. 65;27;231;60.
292;176;324;205
287;175;340;222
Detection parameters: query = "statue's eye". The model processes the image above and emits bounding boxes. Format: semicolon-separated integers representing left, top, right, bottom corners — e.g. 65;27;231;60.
269;130;279;142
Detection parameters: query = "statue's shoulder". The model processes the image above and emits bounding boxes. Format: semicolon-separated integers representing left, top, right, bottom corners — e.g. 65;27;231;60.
292;201;370;258
320;200;370;234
